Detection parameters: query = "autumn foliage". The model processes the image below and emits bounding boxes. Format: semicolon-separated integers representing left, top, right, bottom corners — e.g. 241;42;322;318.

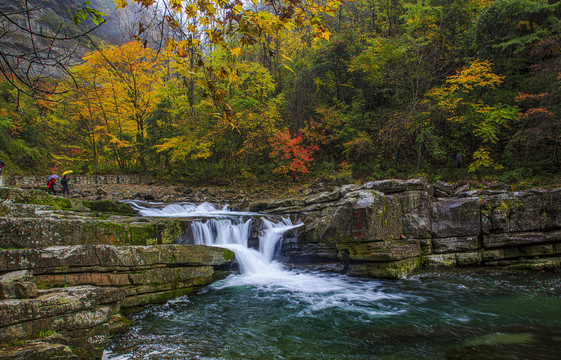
269;130;318;175
2;0;561;183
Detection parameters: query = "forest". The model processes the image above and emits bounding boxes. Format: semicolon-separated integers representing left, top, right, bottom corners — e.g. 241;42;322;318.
1;0;560;185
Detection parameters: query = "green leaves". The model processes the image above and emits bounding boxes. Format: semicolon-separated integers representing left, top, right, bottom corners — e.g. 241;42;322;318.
0;115;14;129
473;104;518;148
70;1;107;26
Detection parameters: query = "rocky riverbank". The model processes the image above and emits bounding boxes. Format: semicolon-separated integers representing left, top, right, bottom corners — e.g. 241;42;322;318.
2;178;561;359
7;176;300;205
251;179;561;278
0;189;234;360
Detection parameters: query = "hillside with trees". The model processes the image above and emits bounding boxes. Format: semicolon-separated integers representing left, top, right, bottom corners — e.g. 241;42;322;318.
1;0;560;186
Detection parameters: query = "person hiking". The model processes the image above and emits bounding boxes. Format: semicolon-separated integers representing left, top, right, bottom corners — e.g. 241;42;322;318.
47;178;57;195
455;153;462;168
61;174;70;196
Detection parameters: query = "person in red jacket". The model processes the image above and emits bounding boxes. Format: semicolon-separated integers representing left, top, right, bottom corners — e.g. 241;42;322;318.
47;178;57;195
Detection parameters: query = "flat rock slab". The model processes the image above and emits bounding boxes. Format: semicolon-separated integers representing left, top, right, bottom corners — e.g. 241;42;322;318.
0;244;234;274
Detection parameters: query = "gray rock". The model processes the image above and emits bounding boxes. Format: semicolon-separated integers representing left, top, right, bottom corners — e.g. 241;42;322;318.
453;184;470;195
359;179;428;194
434;180;454;197
0;270;33;300
397;191;431;239
0;341;78;360
424;254;457;268
0;244;233;273
483;232;546;248
431;197;481;238
432;236;479;254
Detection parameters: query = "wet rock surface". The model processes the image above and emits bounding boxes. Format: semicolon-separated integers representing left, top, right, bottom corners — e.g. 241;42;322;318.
252;179;561;279
3;178;561;358
0;187;234;360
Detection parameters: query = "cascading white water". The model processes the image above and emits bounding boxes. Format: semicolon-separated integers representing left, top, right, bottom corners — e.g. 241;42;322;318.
130;201;385;295
106;205;561;360
130;201;300;276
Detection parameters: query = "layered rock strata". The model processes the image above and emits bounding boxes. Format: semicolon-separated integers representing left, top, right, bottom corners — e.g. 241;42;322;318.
0;245;233;359
252;179;561;278
0;188;234;359
0;188;189;249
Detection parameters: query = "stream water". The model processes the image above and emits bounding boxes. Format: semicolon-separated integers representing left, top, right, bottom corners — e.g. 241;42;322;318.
104;203;561;360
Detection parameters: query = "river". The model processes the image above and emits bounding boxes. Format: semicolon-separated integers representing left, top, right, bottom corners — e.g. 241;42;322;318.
104;202;561;360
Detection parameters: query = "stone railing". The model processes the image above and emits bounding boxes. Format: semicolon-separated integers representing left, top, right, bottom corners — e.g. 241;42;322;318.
1;174;152;187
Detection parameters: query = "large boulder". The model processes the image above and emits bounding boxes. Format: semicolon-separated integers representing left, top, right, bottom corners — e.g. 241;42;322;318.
431;197;481;238
481;192;546;234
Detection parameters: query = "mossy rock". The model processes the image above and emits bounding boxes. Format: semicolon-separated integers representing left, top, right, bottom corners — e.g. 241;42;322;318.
20;194;73;210
82;200;136;215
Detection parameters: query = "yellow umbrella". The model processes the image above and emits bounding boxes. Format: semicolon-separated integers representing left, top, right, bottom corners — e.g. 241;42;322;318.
62;170;73;176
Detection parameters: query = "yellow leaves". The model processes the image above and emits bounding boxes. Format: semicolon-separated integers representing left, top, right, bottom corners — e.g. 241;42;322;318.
68;41;166;163
282;64;295;74
113;0;128;10
205;29;223;44
168;38;201;57
446;60;504;91
155;135;212;161
185;4;198;17
204;2;216;15
319;30;331;41
133;0;154;9
107;133;134;149
169;0;182;12
230;47;242;58
232;4;243;14
424;59;518;173
428;60;504;113
468;146;503;172
326;0;342;14
516;21;539;30
470;0;493;10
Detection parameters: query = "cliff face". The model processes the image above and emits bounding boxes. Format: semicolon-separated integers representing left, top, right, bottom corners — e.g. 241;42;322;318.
252;179;561;278
0;0;133;83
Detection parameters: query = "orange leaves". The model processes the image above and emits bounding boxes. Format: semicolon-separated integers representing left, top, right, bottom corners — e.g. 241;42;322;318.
230;47;242;58
269;129;319;175
319;30;332;41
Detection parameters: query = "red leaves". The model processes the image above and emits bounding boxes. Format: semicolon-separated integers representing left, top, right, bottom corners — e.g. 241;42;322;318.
269;129;318;175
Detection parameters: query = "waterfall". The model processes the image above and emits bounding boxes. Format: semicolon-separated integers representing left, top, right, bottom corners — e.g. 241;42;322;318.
129;201;300;275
